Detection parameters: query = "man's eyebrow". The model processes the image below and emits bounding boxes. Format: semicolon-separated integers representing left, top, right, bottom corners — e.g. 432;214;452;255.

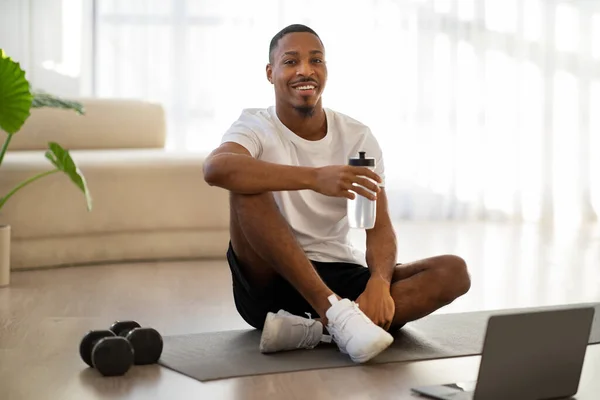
281;50;324;57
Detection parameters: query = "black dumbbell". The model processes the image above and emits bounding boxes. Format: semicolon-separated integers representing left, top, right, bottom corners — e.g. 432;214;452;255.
79;330;134;376
109;320;163;365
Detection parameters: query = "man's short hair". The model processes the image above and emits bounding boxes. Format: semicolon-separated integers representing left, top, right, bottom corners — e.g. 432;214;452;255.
269;24;323;63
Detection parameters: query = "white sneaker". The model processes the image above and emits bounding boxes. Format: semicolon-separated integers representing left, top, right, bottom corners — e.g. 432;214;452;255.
259;310;331;353
325;294;394;363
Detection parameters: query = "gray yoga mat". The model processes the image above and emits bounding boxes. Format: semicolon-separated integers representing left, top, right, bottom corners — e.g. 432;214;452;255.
158;302;600;382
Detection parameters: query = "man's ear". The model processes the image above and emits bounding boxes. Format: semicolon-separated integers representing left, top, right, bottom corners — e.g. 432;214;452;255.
266;64;273;84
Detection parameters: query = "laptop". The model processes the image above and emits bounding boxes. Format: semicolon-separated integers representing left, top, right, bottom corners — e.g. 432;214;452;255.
411;306;595;400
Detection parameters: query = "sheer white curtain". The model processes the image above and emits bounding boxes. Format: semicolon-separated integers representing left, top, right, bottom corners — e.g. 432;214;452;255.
94;0;600;224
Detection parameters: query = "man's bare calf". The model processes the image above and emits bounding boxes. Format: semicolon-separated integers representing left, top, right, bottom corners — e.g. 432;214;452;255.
229;191;336;320
388;255;471;330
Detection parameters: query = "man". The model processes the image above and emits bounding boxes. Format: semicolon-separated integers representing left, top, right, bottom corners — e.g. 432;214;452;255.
203;24;471;363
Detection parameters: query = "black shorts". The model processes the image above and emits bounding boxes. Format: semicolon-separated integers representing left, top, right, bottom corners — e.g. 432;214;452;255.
226;242;371;330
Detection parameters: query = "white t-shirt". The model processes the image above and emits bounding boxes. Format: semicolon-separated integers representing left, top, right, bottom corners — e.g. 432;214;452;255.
220;106;385;267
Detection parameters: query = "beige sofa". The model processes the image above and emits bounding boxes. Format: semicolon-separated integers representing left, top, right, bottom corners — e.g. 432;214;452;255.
0;99;230;270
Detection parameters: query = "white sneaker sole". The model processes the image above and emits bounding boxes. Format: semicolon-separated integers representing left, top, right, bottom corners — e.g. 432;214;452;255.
346;332;394;363
259;312;281;353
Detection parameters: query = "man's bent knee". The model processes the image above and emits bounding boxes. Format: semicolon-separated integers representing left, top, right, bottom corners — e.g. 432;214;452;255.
440;255;471;300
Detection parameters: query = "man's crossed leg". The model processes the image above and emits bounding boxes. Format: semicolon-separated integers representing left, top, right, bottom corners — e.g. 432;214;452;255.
227;191;471;363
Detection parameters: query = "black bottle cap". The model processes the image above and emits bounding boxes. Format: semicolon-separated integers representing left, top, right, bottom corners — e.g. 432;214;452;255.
349;151;375;166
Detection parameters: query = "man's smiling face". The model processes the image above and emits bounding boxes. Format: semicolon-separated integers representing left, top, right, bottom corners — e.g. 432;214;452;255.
267;31;327;116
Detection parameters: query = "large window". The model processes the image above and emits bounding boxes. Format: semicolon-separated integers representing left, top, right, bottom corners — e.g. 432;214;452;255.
94;0;600;223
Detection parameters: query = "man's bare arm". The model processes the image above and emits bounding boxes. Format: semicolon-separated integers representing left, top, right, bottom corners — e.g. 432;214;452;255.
203;142;316;194
203;141;383;198
365;187;397;286
356;187;398;329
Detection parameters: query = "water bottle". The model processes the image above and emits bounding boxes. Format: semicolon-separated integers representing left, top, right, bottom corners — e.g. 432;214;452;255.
347;151;377;229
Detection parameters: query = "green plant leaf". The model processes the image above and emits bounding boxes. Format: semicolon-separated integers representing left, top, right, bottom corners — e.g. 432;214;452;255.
31;91;85;115
0;49;33;134
45;142;93;211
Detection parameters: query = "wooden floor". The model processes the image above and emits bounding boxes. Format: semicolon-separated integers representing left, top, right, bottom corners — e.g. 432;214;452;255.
1;221;599;400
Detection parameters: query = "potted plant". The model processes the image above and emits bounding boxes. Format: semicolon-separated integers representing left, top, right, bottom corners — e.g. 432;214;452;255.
0;49;92;287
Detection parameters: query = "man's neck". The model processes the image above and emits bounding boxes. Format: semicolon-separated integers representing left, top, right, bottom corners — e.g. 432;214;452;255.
275;101;327;141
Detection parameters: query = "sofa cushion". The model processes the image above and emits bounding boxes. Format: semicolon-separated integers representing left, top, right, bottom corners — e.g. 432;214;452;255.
0;149;229;239
10;229;230;270
9;98;166;151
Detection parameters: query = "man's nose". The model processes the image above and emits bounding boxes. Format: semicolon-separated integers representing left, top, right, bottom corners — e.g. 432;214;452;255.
296;60;314;76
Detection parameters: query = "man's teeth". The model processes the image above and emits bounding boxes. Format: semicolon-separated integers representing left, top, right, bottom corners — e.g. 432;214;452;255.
296;85;315;90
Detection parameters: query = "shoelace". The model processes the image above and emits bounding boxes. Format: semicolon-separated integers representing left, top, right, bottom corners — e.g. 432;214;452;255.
277;311;330;347
288;313;319;348
297;312;332;345
327;301;369;342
